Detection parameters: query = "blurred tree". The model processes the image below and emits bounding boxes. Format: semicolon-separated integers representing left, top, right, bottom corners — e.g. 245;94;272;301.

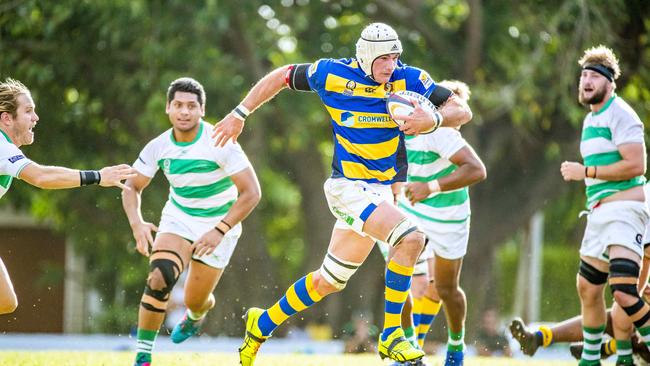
1;0;649;338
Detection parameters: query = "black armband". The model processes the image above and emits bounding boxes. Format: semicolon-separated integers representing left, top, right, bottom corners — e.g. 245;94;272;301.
428;85;453;107
285;64;312;92
80;170;101;186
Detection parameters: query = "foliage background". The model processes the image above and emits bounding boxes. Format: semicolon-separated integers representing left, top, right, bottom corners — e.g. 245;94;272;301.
1;0;649;339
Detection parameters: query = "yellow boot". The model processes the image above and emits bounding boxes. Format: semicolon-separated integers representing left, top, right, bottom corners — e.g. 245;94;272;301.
238;307;269;366
378;328;425;362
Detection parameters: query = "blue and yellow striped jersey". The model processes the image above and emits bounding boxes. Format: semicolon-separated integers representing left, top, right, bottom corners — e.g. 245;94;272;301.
305;58;438;184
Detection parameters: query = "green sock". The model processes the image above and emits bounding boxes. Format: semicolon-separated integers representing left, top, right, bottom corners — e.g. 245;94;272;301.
447;328;464;352
616;339;633;365
135;328;158;362
403;326;417;346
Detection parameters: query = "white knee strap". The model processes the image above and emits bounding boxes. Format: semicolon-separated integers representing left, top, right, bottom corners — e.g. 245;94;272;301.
386;218;419;247
319;252;361;290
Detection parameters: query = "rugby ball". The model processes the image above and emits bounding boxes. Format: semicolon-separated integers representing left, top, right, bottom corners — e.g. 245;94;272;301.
386;90;436;126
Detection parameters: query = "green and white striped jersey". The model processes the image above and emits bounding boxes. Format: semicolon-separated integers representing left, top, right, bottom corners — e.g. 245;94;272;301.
580;95;646;209
397;127;470;224
133;121;251;218
0;130;32;199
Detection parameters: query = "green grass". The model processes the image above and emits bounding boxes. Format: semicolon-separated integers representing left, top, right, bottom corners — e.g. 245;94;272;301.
0;351;581;366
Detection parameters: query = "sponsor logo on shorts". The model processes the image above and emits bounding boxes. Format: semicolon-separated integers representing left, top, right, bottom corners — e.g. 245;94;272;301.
636;233;643;245
8;154;25;163
332;206;354;226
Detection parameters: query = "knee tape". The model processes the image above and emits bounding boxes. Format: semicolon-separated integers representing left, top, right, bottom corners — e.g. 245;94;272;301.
319;252;361;290
609;258;650;327
579;259;608;285
141;250;184;312
386;218;419;248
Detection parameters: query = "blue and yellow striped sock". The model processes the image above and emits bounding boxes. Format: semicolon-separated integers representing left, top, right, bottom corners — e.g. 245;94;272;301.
417;296;441;348
382;260;414;341
447;328;465;352
256;272;323;337
412;297;423;330
580;324;605;366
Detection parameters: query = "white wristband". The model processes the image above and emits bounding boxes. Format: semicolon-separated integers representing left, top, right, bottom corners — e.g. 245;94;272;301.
232;104;250;121
428;180;441;194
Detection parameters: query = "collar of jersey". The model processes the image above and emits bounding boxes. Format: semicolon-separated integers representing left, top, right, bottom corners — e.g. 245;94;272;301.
0;129;12;144
592;93;616;116
170;120;204;147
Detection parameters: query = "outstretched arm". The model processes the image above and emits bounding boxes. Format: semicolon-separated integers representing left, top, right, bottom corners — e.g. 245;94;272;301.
19;162;135;190
213;65;292;147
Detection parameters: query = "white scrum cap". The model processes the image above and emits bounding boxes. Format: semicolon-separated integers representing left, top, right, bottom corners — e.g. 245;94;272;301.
355;23;403;79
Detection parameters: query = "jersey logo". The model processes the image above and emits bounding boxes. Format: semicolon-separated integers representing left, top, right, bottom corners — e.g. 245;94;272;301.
341;111;355;127
344;80;356;96
163;159;171;173
8;154;25;163
419;71;433;89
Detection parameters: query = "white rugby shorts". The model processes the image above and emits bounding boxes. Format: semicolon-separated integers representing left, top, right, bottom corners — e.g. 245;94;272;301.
158;202;241;269
323;177;393;238
580;200;649;261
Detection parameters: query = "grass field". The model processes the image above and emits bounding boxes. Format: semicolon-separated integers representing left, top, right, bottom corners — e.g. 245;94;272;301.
0;351;586;366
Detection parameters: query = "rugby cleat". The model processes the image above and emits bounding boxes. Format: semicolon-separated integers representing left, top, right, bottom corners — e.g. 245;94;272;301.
238;307;268;366
444;350;464;366
509;318;542;356
133;353;151;366
378;328;425;362
170;312;205;344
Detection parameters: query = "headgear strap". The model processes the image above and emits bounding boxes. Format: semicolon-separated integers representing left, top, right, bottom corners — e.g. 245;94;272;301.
584;64;614;82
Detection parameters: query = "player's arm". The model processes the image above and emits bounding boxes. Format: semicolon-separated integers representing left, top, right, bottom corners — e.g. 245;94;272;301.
121;172;157;257
193;167;261;257
213;65;295;147
0;257;17;314
18;162;135;190
437;93;473;128
398;85;473;135
405;145;486;204
560;143;645;181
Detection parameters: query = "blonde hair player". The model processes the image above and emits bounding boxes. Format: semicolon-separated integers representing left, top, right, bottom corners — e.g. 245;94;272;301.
0;78;135;314
560;45;649;366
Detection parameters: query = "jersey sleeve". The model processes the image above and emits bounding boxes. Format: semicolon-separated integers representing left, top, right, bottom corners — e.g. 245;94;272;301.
0;143;32;178
428;128;468;159
132;140;159;178
305;58;333;93
611;105;645;146
213;142;252;176
405;66;437;98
